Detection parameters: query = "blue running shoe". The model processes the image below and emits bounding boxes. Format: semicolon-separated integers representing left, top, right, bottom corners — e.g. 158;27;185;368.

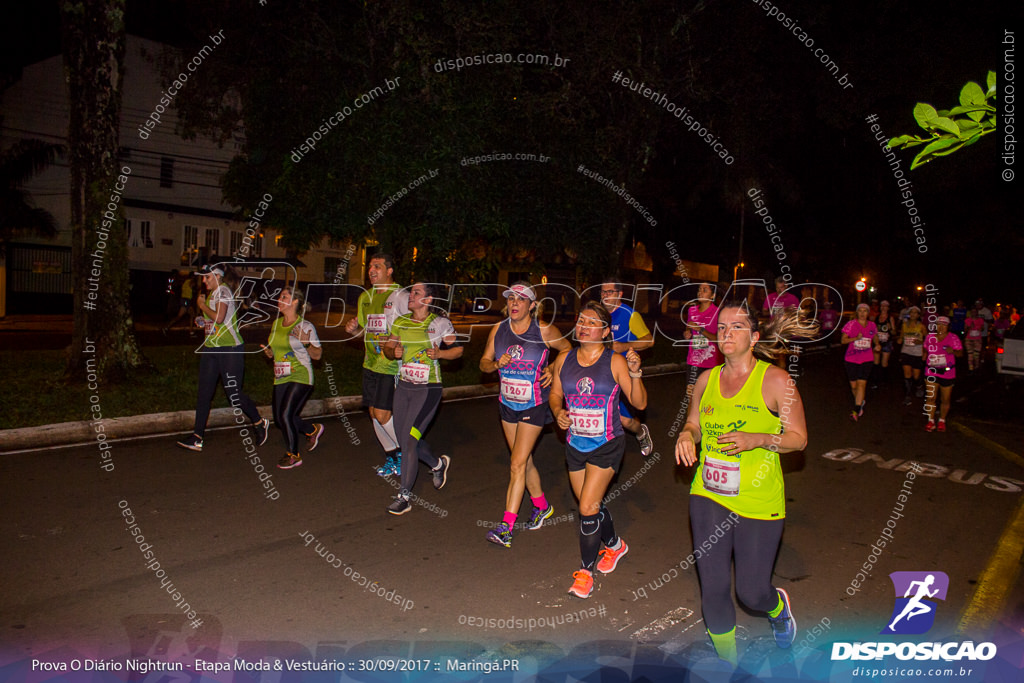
525;505;554;530
768;588;796;649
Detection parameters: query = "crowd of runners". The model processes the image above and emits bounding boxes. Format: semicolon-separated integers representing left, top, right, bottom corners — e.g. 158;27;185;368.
168;254;1014;667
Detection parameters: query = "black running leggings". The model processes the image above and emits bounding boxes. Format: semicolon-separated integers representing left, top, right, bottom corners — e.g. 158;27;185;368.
192;345;262;437
689;494;784;634
272;382;314;453
393;382;442;497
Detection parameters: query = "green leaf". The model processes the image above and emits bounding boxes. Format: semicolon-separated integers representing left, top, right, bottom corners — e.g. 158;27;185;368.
928;116;960;136
959;81;986;107
962;130;985;147
932;141;965;157
918;136;960;156
987;71;997;97
913;102;939;129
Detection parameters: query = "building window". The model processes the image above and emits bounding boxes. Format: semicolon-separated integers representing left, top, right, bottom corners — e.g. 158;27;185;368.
183;225;199;263
139;220;153;248
230;230;244;256
204;228;220;255
127;218;136;246
160;157;174;188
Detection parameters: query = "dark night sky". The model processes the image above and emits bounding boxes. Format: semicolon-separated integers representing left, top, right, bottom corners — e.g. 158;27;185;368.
2;1;1017;306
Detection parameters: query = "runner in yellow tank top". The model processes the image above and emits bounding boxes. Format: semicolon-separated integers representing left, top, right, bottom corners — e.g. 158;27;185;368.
675;299;816;666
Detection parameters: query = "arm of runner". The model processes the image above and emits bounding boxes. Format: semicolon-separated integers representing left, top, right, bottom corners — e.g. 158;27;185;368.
548;353;570;430
612;312;654;354
675;369;711;466
538;321;571;387
383;334;403;360
301;323;323;361
428;330;463;361
478;322;504;373
541;320;572;354
611;349;647;410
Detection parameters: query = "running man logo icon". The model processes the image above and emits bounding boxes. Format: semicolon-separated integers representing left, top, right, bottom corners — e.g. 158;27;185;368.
882;571;949;635
576;377;594;395
508;345;524;360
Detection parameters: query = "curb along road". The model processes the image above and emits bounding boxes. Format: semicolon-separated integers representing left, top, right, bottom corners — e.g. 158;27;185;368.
0;363;685;453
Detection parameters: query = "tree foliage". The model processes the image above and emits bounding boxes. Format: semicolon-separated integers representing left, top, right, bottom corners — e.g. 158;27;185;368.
165;1;716;283
888;71;997;170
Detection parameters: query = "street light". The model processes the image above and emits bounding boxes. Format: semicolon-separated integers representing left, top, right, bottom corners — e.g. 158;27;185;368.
733;261;744;282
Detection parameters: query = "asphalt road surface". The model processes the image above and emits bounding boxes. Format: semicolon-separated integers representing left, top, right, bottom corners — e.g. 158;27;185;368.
2;348;1022;682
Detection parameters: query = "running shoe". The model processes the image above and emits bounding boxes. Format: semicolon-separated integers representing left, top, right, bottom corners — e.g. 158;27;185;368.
849;410;858;422
768;588;797;649
176;434;203;451
596;539;629;574
925;420;936;432
432;454;450;490
376;451;400;477
485;521;513;548
903;396;913;406
277;452;302;469
387;495;411;515
306;423;325;451
568;569;594;598
937;419;946;432
525;505;554;530
858;400;866;417
637;423;654;457
254;417;270;446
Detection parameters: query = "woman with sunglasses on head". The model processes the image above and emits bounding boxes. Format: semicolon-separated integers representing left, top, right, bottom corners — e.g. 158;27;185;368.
177;264;268;452
675;299;816;666
479;282;571;548
261;286;323;469
549;302;646;599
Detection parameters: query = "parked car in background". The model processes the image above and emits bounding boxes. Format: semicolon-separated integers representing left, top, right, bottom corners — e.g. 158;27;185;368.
995;322;1024;380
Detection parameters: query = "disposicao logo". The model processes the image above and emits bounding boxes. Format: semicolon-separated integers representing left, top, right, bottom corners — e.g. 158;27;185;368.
882;571;948;635
831;570;997;662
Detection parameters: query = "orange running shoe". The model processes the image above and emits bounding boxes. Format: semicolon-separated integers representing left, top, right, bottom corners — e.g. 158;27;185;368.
568;569;594;598
596;540;629;574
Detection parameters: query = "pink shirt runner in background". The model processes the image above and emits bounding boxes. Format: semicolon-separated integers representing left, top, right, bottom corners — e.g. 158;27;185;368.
763;292;800;314
842;319;877;364
924;333;962;380
686;303;721;368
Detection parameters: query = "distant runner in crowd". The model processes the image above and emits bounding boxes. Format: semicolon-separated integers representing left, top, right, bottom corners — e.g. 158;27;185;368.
897;306;926;405
841;303;877;421
600;279;654;457
924;315;962;432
